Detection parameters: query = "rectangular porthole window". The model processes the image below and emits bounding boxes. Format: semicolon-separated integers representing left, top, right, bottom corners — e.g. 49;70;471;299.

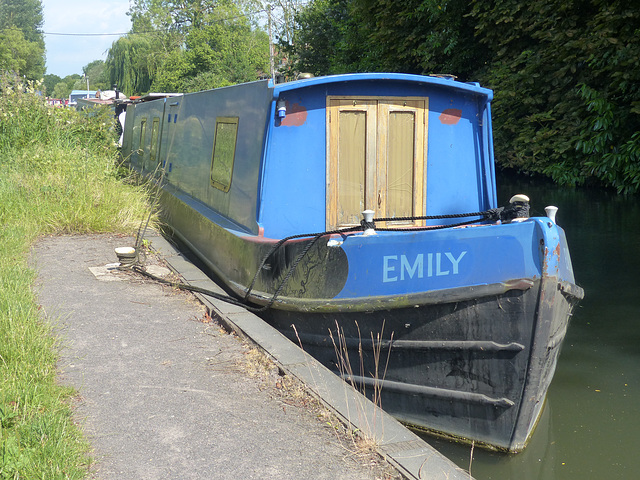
138;118;147;154
210;117;239;192
150;117;160;165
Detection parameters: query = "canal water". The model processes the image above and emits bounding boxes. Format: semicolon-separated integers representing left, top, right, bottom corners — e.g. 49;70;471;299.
427;172;640;479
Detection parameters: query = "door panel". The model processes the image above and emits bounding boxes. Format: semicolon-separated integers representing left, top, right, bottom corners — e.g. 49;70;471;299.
327;97;427;230
387;111;415;217
337;110;367;226
327;99;377;229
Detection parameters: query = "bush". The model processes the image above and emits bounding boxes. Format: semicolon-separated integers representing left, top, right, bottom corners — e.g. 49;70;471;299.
470;0;640;192
0;75;117;155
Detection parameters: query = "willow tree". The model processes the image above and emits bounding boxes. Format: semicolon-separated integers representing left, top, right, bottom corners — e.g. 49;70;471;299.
105;35;157;96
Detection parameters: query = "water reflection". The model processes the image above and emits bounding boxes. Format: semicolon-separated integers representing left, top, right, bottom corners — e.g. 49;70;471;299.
425;172;640;480
431;402;556;480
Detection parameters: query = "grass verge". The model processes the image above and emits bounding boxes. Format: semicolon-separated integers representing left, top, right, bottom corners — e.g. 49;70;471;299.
0;77;154;479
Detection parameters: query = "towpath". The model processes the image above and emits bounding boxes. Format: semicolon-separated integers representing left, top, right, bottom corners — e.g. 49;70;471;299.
32;234;472;480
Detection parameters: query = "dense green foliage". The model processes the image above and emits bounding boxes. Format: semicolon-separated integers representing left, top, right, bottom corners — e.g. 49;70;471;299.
284;0;640;193
282;0;485;79
0;0;45;79
0;76;153;479
472;0;640;193
106;35;157;95
82;60;110;92
0;0;43;43
105;0;270;95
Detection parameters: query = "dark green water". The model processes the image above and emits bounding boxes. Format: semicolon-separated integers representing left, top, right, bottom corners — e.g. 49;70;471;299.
428;173;640;479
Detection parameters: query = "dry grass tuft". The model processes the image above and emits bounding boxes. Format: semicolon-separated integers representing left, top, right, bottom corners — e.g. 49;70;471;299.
237;345;402;479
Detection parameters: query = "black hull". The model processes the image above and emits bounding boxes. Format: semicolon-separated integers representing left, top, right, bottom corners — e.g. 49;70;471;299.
262;276;579;452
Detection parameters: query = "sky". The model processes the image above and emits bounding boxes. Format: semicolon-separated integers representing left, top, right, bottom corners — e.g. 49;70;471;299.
43;0;132;78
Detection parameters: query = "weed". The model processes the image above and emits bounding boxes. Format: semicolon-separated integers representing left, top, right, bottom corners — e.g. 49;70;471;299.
237;343;400;478
329;320;393;448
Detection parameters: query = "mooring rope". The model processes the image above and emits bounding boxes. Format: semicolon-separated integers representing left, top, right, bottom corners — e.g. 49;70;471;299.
129;203;527;313
242;204;526;307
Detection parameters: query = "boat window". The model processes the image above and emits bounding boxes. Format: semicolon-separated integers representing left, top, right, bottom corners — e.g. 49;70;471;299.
327;97;427;229
137;118;147;155
210;117;239;192
149;117;160;165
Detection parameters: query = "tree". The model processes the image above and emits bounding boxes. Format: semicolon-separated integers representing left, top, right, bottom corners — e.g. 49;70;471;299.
49;75;80;99
105;35;157;95
470;0;640;191
107;0;270;94
177;11;269;89
279;0;361;76
0;26;44;78
83;60;110;92
52;81;70;100
0;0;44;43
63;74;81;86
282;0;485;80
0;0;45;78
350;0;485;79
108;0;190;94
43;73;61;95
152;15;269;92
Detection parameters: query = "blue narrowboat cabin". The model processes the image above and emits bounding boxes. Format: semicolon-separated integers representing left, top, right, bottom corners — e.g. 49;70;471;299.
121;73;583;452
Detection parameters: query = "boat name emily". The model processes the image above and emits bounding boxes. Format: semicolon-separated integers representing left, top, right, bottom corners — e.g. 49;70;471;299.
383;251;468;282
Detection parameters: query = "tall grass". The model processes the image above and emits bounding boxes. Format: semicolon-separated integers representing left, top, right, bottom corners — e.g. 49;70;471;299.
0;76;154;479
329;321;393;447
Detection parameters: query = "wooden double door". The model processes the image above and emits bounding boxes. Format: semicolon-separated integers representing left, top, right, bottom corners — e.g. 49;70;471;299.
327;97;428;230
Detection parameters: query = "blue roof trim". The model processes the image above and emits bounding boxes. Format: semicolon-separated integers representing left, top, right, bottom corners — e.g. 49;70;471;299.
271;73;493;101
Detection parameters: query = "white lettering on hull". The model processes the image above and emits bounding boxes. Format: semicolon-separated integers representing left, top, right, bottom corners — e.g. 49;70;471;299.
383;251;467;283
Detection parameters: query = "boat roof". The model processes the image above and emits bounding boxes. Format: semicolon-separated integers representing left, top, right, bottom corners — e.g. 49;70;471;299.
132;93;183;103
76;97;115;106
271;73;493;100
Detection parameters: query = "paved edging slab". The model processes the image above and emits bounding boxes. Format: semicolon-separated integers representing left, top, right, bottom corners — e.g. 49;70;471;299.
147;232;473;480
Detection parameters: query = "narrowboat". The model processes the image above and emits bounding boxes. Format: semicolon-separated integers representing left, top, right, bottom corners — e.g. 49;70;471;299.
121;73;583;452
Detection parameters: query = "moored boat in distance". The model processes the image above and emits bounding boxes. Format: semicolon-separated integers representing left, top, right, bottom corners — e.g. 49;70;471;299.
121;73;584;452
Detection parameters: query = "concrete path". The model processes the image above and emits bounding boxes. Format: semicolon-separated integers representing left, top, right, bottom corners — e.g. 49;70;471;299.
33;235;399;480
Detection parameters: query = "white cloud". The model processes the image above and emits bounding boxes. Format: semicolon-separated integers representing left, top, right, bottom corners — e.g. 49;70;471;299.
43;0;132;78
